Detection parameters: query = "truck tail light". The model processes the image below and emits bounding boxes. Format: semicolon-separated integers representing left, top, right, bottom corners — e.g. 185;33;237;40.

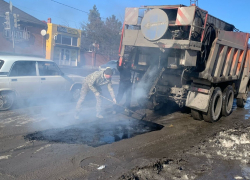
191;87;210;94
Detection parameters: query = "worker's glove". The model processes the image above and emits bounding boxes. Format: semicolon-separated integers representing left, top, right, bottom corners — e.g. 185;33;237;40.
113;98;117;104
95;92;100;97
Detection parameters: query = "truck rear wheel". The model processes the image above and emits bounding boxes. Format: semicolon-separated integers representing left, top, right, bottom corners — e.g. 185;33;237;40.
222;85;234;116
203;87;222;123
191;109;203;120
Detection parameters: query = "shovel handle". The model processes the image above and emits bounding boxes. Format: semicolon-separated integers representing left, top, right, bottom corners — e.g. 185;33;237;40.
100;95;146;119
100;95;115;103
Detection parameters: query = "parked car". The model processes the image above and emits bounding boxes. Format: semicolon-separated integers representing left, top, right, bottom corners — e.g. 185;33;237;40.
0;55;84;110
99;60;118;74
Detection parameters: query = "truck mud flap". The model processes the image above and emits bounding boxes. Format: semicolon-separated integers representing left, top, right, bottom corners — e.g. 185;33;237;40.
185;88;214;113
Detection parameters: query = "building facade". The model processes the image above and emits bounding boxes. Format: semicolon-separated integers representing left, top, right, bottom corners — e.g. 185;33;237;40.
46;21;81;66
80;51;110;67
0;0;47;57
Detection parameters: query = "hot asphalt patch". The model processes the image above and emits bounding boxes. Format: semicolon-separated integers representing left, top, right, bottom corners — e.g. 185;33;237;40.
24;119;163;147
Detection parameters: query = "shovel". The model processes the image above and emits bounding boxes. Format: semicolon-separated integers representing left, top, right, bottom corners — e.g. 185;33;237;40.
100;95;146;120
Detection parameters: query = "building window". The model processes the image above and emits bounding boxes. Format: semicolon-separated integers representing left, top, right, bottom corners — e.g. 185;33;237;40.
55;34;61;44
72;37;77;46
55;34;78;46
62;35;71;45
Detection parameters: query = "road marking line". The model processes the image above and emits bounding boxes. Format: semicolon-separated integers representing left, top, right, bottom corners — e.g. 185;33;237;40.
10;142;31;152
0;155;11;160
16;142;30;149
19;119;33;125
16;152;25;157
34;144;51;154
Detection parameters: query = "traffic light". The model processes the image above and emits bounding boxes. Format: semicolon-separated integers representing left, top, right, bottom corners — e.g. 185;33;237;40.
4;12;10;29
13;13;20;29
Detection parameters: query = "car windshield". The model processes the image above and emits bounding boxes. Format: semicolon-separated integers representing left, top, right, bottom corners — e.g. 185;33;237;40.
0;60;4;70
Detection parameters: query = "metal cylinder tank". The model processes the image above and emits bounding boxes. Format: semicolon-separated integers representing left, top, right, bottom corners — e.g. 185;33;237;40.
141;9;169;41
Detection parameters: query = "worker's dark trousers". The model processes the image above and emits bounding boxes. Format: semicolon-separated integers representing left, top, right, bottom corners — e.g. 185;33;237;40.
76;82;102;115
116;81;132;109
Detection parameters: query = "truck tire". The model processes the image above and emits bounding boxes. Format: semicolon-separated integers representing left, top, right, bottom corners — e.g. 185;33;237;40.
191;109;203;120
221;85;234;116
203;87;223;123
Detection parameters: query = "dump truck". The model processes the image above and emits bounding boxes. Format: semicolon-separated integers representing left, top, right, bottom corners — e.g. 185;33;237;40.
118;3;250;122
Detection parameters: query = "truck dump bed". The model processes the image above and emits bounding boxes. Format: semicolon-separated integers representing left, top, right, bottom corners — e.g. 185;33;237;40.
199;31;250;83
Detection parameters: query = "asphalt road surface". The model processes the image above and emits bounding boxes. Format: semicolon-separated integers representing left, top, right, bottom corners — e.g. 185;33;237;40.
1;80;250;179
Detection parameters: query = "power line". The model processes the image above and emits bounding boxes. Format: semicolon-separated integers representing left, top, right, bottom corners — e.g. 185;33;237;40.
51;0;89;14
51;0;106;20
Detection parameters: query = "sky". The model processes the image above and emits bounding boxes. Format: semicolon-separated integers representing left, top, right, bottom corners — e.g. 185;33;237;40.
3;0;250;32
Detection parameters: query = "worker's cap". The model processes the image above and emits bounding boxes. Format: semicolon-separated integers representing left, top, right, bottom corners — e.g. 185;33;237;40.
104;67;113;75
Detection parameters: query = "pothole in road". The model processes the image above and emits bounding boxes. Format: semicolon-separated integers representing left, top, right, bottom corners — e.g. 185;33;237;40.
24;119;163;147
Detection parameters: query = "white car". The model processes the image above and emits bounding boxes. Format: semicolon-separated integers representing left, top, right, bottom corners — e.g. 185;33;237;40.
99;60;118;74
0;55;84;110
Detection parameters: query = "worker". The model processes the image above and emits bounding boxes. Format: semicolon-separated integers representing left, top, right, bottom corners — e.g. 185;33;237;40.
113;59;132;114
75;67;116;119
